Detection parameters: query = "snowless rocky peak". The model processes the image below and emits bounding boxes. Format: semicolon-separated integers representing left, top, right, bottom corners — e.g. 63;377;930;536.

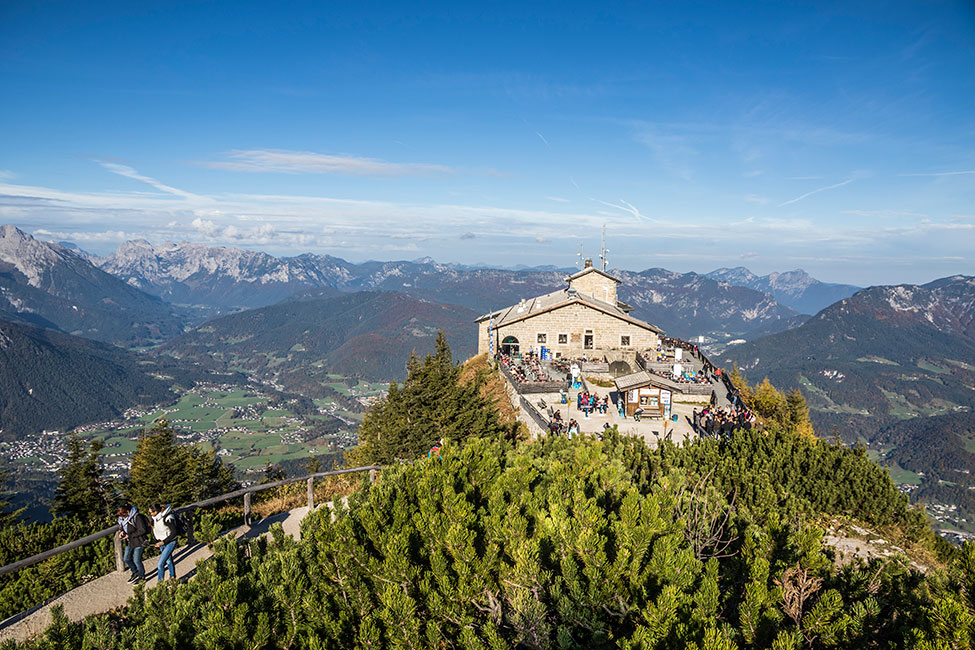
765;269;816;293
707;266;759;285
99;239;319;285
0;225;77;288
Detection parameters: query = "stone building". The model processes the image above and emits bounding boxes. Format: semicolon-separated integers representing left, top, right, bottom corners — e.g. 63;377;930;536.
475;260;663;359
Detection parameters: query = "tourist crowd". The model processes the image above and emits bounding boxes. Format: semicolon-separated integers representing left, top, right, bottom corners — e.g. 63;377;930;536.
575;391;610;418
693;404;756;439
498;352;551;383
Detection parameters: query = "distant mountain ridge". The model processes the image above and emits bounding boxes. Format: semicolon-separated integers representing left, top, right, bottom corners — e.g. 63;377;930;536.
96;239;340;309
706;266;860;314
721;275;975;415
0;226;185;345
93;237;806;340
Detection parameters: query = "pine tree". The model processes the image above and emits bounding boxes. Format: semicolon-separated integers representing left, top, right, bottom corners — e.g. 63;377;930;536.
188;446;238;499
306;456;321;474
786;389;815;438
0;468;23;528
127;419;237;508
353;332;514;464
128;420;196;507
261;462;286;484
51;434;110;523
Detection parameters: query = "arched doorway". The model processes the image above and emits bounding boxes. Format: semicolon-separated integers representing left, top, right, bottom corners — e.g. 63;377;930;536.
609;360;632;378
501;336;520;356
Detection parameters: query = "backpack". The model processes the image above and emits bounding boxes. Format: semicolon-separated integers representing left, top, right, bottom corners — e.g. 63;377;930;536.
133;513;151;538
166;511;189;536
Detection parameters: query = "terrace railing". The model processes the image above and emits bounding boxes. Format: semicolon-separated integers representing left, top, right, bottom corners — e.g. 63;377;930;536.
0;465;381;579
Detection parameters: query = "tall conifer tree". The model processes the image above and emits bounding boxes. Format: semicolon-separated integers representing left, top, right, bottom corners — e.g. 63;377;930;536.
0;468;22;527
51;434;110;523
353;332;513;464
128;419;237;508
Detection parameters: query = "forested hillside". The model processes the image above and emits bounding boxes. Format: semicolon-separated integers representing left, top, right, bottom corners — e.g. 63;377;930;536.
0;321;179;440
161;291;478;382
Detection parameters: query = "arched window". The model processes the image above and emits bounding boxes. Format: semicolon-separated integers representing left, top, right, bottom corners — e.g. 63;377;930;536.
501;336;520;356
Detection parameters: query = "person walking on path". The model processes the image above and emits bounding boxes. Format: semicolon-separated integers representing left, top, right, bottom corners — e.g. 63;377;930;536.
149;504;179;583
116;505;148;583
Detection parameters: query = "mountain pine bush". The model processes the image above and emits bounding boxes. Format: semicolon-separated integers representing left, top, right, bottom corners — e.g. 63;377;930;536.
6;430;974;649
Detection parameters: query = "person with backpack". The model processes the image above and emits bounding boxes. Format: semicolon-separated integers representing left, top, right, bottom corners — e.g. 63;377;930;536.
149;504;179;583
116;504;148;583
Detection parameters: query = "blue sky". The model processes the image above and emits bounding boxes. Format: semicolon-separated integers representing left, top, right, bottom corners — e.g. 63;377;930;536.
1;1;973;286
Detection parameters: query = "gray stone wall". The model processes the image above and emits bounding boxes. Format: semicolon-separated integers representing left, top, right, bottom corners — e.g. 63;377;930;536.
567;271;618;304
477;303;659;356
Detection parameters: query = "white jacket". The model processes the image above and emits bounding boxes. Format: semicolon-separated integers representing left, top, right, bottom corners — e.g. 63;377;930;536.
152;505;175;543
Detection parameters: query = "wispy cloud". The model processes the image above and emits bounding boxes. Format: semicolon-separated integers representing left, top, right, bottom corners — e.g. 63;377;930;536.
596;199;651;221
98;162;201;200
546;196;570;203
2;175;972;280
744;194;769;205
198;149;454;176
778;179;853;207
536;132;550;147
899;170;975;177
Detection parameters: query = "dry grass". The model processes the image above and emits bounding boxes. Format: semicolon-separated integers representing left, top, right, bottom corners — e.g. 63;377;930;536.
461;354;519;425
204;472;372;522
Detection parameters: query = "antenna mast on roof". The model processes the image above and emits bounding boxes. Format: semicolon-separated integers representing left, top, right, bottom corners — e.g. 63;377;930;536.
599;224;609;271
577;243;584;269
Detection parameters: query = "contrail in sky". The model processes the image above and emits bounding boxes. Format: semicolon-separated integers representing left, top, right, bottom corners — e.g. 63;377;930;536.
778;178;853;207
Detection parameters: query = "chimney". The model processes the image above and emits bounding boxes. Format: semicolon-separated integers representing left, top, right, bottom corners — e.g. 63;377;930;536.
584;258;593;268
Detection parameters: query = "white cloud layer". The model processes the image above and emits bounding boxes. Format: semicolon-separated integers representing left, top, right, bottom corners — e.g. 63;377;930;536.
0;164;972;285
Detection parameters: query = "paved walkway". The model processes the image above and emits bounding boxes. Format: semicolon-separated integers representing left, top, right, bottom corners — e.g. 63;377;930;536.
0;504;323;643
526;354;734;447
528;386;703;446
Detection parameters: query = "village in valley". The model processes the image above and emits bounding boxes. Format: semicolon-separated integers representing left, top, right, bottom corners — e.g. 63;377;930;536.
1;377;387;496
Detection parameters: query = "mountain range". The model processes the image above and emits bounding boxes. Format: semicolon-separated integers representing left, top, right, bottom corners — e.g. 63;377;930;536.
705;266;860;314
0;226;186;346
720;276;975;524
721;275;975;425
92;238;803;340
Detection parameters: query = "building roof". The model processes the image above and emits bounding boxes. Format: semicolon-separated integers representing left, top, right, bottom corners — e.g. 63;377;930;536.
475;287;664;334
614;370;683;393
564;266;621;285
614;371;655;392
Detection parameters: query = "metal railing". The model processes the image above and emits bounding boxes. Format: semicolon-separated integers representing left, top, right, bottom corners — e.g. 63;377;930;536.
0;465;380;579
